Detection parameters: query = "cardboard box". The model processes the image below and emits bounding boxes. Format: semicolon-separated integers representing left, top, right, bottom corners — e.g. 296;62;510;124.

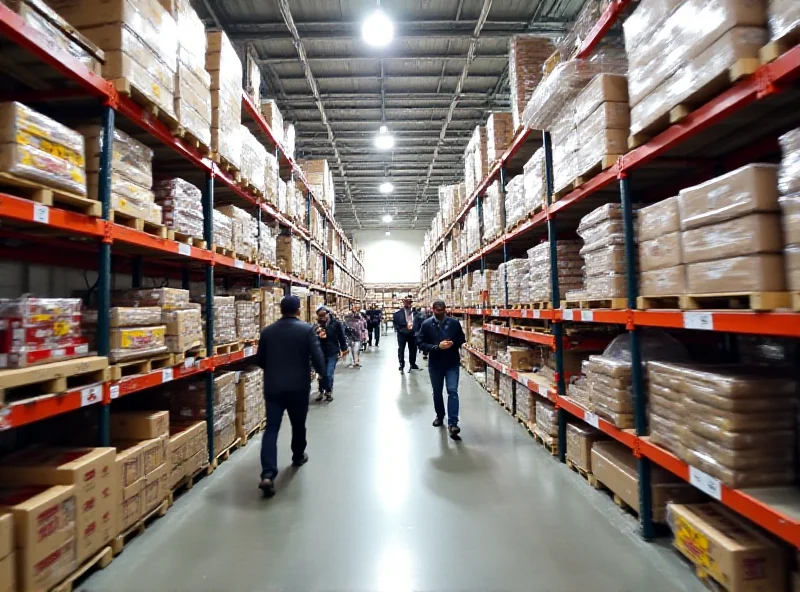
118;480;141;532
0;552;13;592
640;265;686;297
110;410;169;440
670;503;785;592
507;346;535;372
141;463;167;516
0;514;11;562
0;486;76;592
681;214;783;264
686;254;786;293
639;232;682;271
638;197;681;242
115;441;146;488
566;423;606;472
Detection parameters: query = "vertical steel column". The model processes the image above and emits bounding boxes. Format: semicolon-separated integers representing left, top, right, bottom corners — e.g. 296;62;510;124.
500;166;509;309
202;171;216;461
131;257;143;288
543;131;566;463
97;105;114;447
306;191;312;229
256;206;262;288
620;173;654;540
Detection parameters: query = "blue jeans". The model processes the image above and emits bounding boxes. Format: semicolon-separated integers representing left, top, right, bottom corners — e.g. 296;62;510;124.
261;392;308;480
319;355;338;392
429;365;460;426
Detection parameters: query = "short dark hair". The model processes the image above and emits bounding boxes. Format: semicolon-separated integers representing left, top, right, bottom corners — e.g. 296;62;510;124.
432;299;446;309
280;295;301;315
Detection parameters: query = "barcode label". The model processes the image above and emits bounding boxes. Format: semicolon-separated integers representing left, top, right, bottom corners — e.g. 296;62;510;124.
582;310;594;322
584;411;599;428
161;368;174;383
178;243;191;256
184;357;195;369
234;260;244;269
33;204;49;224
533;310;540;319
492;309;500;317
110;385;119;399
683;312;713;331
562;309;573;321
689;466;722;500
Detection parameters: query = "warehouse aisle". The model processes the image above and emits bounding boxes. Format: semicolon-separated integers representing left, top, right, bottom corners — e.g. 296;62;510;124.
85;342;703;592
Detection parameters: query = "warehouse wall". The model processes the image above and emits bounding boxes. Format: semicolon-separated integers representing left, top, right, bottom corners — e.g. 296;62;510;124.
354;230;424;284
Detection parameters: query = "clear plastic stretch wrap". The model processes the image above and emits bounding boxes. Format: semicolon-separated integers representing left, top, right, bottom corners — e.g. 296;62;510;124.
522;148;545;213
0;296;88;368
205;296;235;344
535;398;558;437
162;305;202;353
239;125;267;194
779;129;800;196
528;241;583;302
768;0;800;41
0;102;86;196
264;151;279;205
85;306;161;327
573;74;630;126
111;287;191;310
109;325;167;362
154;178;203;240
576;204;629;299
236;367;265;439
687;254;786;294
216;205;257;261
206;30;242;169
489;266;504;307
465;205;481;255
630;26;767;137
483;182;506;243
504;175;526;230
515;386;533;424
509;35;554;131
277;178;288;217
499;374;514;410
283;122;295;160
638;196;680;242
486;112;514;163
261;100;284;146
276;235;308;275
235;300;259;341
505;258;531;305
258;221;276;265
681;214;783;264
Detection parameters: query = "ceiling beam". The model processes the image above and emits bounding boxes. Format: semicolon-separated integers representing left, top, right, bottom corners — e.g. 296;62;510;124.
257;53;508;64
228;25;564;42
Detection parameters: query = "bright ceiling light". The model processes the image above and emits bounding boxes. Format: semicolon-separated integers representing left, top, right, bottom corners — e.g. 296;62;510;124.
385;231;391;236
382;214;393;223
362;8;393;47
379;182;393;194
374;125;395;150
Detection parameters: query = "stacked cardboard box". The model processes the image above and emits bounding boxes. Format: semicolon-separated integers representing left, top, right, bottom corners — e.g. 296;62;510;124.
277;179;287;219
508;35;555;131
85;305;166;363
206;296;235;345
499;374;514;410
586;355;633;429
679;164;783;294
504;175;526;230
283;122;295;160
264;150;279;206
239;126;267;195
206;30;242;169
550;105;577;194
111;411;170;531
780;128;800;289
638;197;684;297
515;386;535;426
464;126;488;197
257;222;277;267
51;0;177;118
159;0;211;148
0;485;75;591
243;49;261;106
154;178;204;241
0;101;86;196
169;372;235;458
625;0;767;139
535;398;558;438
522;148;545;213
235;367;265;440
276;235;308;275
572;204;628;300
566;423;606;473
528;241;583;303
573;74;629;179
258;287;284;329
0;514;12;592
162;304;202;354
235;297;259;342
212;209;233;252
261;100;283;147
482;181;505;243
216;205;257;261
485;112;514;163
498;346;535;372
299;160;334;212
166;420;207;489
83;126;160;224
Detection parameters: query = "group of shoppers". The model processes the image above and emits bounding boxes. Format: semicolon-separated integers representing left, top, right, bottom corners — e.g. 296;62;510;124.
255;293;465;497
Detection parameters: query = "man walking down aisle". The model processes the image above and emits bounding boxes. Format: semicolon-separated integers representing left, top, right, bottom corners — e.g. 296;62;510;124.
393;295;420;373
365;304;382;347
416;300;466;439
255;296;328;498
315;306;348;401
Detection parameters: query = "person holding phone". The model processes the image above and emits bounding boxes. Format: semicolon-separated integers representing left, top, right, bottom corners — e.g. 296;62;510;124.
416;299;466;438
314;306;348;402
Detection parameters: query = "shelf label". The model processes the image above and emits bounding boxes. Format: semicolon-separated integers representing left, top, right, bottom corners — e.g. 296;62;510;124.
234;259;245;269
492;308;500;317
584;411;599;428
562;308;573;321
110;385;119;400
582;311;594;322
533;310;540;319
178;243;191;256
80;386;102;407
683;312;714;331
689;466;722;500
33;204;49;225
244;346;255;357
184;357;195;369
161;368;174;383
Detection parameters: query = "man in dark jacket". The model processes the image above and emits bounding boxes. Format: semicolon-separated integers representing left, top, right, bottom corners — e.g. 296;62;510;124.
413;306;432;361
393;295;420;372
365;304;382;347
416;299;466;438
314;306;348;402
256;295;327;497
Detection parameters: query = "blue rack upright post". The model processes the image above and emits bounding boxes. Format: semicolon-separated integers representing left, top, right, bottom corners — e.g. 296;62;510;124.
97;105;114;447
203;171;216;462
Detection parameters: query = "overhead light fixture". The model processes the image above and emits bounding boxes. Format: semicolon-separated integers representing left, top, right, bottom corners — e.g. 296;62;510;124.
362;6;393;47
379;182;393;194
374;125;394;150
382;214;393;223
385;231;391;236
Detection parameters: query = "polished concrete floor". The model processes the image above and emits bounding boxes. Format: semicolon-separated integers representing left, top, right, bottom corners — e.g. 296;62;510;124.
85;338;704;592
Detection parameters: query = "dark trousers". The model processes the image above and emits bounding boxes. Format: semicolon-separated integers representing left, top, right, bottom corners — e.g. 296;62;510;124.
368;324;380;346
429;365;460;425
260;391;309;480
397;331;417;368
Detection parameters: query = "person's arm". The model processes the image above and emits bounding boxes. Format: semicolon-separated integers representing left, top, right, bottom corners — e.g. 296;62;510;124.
336;321;348;352
255;328;267;370
392;310;403;332
416;322;436;353
452;321;466;349
308;326;328;390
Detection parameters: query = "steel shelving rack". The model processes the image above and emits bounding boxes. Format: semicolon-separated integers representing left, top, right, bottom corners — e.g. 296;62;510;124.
0;5;364;459
423;2;800;551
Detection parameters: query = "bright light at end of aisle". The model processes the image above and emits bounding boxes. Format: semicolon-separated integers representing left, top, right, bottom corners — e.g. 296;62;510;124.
385;231;391;236
375;125;395;150
380;182;393;194
382;214;393;223
362;7;393;47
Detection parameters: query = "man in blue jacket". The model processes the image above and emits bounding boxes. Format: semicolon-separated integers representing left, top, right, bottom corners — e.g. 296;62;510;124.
416;299;466;438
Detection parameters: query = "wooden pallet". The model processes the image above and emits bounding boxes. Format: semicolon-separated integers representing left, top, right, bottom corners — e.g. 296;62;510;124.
109;353;175;381
111;498;169;556
628;57;760;149
213;437;242;466
680;291;790;312
636;295;681;310
214;153;241;177
239;422;263;447
213;341;242;355
168;230;206;249
760;27;800;65
566;459;597;486
113;78;180;132
170;126;212;155
573;154;622;189
109;208;168;238
793;292;800;312
531;425;559;456
213;244;235;258
0;356;108;405
564;298;627;310
0;172;101;216
50;546;113;592
168;463;212;507
239;178;264;198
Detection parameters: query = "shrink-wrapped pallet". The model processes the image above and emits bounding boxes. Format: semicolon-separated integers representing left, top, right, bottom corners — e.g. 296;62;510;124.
485;112;513;163
508;35;555;131
528;241;583;302
261;99;283;146
767;0;800;42
154;178;203;240
216;204;257;261
239;125;267;195
206;30;242;169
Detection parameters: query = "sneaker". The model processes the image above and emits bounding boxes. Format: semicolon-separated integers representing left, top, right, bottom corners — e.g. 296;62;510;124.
410;365;421;371
449;425;461;437
315;393;324;402
432;416;444;427
292;453;309;467
325;392;333;402
258;478;276;498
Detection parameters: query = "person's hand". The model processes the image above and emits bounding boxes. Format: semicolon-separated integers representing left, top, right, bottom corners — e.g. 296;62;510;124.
439;340;452;350
407;323;413;330
340;350;349;360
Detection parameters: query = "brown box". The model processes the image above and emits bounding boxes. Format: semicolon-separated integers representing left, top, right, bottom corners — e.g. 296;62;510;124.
0;448;116;561
575;74;629;124
787;247;800;291
678;164;780;230
681;214;783;264
0;514;10;561
110;410;169;440
115;441;146;488
118;480;141;532
638;197;681;242
0;486;76;592
0;552;13;592
670;503;785;592
639;232;682;271
686;254;786;293
141;463;167;516
640;265;686;297
507;346;535;372
566;423;606;472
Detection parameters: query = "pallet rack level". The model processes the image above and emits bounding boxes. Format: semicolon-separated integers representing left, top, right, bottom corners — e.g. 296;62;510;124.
0;5;365;459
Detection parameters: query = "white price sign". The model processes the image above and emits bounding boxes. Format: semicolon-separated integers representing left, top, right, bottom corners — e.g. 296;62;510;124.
234;260;244;269
244;346;255;357
33;204;50;225
109;384;119;400
533;310;540;319
178;243;191;256
689;466;722;500
161;368;174;383
184;357;195;369
683;312;714;331
584;411;599;428
476;309;483;315
80;386;102;407
582;310;594;322
492;308;500;317
562;308;574;321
